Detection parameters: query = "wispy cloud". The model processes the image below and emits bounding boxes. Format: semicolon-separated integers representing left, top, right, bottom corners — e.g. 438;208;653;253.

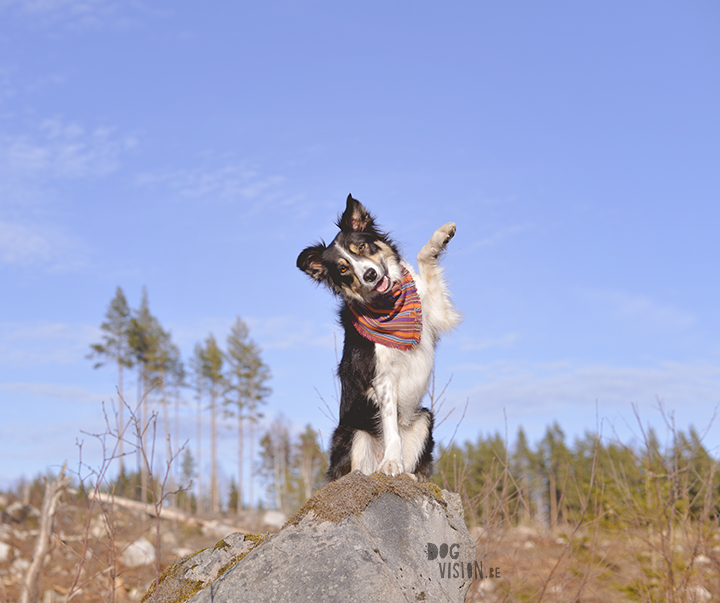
461;332;519;351
246;315;337;351
0;219;90;270
468;223;533;249
0;0;146;30
170;314;336;355
0;381;106;404
136;162;286;204
451;360;720;446
0;321;99;365
585;289;696;331
0;119;137;181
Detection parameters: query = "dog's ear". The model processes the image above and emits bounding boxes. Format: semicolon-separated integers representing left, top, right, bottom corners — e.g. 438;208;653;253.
297;244;327;282
337;194;375;233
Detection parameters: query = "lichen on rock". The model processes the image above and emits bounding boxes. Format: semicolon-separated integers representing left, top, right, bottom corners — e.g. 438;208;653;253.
140;531;268;603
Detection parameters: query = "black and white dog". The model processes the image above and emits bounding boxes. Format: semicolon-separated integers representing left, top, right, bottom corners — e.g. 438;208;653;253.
297;195;460;481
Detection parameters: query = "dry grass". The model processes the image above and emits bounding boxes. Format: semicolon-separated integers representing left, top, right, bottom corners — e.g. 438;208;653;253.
436;407;720;603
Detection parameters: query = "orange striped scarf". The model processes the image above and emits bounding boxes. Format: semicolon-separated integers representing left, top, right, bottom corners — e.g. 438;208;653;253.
349;266;422;350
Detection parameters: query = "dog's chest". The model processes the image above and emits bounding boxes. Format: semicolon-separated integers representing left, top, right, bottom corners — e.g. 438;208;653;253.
369;281;436;417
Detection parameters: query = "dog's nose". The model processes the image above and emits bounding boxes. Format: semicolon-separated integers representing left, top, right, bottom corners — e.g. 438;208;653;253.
363;268;377;283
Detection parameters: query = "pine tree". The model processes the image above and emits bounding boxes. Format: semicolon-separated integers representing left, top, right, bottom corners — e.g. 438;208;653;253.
512;426;535;523
178;448;197;513
295;424;325;503
147;325;183;503
224;317;271;513
126;287;163;501
539;422;570;528
259;417;292;514
88;286;133;492
194;334;224;514
190;343;205;513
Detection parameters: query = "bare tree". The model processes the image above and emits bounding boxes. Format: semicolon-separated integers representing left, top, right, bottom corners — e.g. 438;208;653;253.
19;464;71;603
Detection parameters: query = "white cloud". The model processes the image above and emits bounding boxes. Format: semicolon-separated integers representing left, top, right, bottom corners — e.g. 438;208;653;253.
461;332;519;351
0;0;144;29
0;381;106;404
0;119;137;180
136;162;286;204
468;223;533;249
585;289;696;331
170;314;336;354
0;219;89;270
0;220;54;265
0;321;99;365
247;315;337;351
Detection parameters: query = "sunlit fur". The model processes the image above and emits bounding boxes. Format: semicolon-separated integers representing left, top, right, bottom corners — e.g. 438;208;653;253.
297;194;461;481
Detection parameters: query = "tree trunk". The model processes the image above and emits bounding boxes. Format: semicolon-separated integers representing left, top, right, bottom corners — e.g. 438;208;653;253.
237;407;244;515
211;385;219;514
117;358;124;497
549;470;557;529
19;465;70;603
160;370;175;507
249;414;255;510
196;375;203;514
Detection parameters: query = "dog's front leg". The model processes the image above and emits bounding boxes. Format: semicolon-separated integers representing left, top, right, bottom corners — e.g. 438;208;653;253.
417;222;456;276
373;373;405;477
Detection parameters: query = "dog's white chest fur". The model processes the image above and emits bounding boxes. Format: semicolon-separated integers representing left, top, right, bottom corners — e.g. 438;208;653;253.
364;254;461;477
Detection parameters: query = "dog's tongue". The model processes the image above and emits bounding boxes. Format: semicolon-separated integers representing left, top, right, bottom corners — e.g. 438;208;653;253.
375;276;390;293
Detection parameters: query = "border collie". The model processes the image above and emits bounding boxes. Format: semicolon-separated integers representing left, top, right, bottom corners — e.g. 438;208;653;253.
297;195;461;481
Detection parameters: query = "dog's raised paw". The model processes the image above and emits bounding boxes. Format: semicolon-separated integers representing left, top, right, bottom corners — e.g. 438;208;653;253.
428;222;456;255
436;222;456;247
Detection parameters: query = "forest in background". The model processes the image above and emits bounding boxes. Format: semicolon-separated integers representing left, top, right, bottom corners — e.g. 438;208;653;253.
83;286;719;529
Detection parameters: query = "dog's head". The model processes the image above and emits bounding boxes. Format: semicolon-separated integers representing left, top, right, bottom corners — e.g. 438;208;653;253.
297;195;402;304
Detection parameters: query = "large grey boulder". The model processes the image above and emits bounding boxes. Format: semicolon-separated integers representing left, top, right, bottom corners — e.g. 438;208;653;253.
146;472;476;603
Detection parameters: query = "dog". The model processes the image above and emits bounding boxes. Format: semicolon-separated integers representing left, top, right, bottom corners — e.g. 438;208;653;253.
297;195;461;481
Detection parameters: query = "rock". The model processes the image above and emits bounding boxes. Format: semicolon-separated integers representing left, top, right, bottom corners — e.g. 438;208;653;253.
261;510;286;530
10;557;30;579
142;532;265;603
123;538;157;568
689;585;712;603
0;541;12;562
146;472;476;603
201;520;241;539
1;501;39;523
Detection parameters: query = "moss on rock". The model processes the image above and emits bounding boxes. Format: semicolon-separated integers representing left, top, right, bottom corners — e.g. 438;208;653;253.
285;471;448;527
140;532;267;603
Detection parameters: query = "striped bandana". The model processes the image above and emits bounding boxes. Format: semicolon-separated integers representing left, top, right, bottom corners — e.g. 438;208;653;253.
349;266;422;350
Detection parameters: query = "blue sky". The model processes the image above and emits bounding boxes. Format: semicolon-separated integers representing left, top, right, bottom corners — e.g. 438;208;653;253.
1;1;719;499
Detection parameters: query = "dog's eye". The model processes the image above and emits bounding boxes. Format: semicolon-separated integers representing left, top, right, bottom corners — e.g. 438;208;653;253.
358;243;366;253
339;265;349;275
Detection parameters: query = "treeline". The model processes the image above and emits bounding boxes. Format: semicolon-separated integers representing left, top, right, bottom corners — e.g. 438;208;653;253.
434;419;719;529
88;286;324;515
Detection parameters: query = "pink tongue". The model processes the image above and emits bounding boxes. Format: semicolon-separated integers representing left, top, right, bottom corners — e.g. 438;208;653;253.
375;276;390;293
